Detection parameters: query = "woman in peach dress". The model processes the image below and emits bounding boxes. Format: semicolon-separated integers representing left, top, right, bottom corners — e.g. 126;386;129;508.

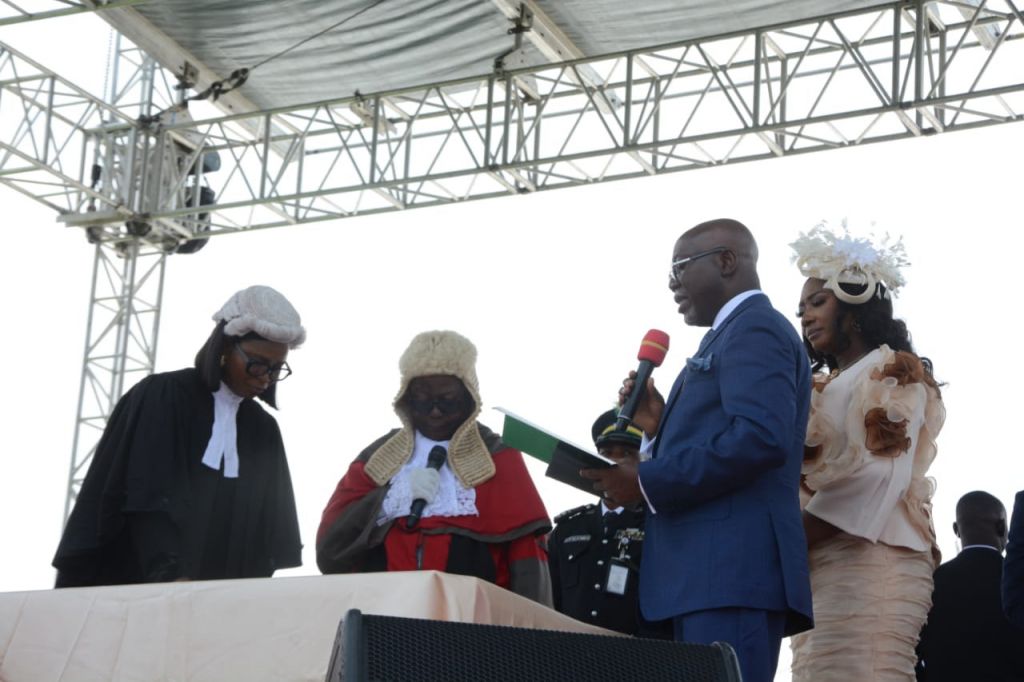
790;225;944;681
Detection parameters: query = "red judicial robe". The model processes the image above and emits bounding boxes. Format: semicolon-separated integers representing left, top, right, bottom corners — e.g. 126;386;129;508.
316;425;552;604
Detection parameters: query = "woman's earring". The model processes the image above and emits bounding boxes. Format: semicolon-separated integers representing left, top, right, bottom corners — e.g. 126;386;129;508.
220;355;226;367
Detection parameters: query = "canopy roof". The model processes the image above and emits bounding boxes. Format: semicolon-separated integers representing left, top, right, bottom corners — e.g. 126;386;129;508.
102;0;884;111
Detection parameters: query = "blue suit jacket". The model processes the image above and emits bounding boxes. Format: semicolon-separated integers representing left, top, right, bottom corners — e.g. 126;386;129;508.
1002;491;1024;628
638;293;813;635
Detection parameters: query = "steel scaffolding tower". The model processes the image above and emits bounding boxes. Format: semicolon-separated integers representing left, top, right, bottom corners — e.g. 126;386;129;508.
61;35;175;516
0;32;178;513
0;0;1021;513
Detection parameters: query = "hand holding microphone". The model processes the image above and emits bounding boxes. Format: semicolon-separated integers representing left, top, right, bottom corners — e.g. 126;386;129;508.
406;445;447;529
615;329;670;437
580;330;670;507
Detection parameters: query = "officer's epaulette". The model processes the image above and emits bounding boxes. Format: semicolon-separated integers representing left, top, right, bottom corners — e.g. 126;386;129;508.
554;503;596;524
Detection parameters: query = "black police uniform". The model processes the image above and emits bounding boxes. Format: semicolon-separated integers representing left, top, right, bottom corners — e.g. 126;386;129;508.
548;502;672;638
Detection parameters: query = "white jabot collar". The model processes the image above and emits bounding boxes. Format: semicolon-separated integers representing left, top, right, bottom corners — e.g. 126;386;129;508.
201;382;244;478
712;289;763;330
377;431;478;526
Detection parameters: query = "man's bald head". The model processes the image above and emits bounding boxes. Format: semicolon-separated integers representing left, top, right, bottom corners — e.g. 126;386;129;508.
955;491;1008;551
683;218;760;265
668;218;762;326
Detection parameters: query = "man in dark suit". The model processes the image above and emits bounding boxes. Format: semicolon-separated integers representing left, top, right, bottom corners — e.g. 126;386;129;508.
582;218;813;682
917;491;1024;681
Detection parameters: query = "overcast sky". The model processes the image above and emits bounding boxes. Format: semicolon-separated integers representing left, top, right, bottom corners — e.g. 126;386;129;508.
2;12;1023;681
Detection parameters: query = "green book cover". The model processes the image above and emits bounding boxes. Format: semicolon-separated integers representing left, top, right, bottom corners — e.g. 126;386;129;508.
495;407;615;495
497;409;561;463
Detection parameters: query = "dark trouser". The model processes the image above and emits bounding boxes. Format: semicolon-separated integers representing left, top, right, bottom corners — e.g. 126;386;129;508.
673;607;786;682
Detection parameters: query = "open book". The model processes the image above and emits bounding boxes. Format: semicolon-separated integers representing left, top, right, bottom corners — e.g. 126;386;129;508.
494;407;616;495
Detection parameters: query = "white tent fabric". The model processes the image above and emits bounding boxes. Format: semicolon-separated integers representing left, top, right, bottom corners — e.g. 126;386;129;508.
102;0;887;109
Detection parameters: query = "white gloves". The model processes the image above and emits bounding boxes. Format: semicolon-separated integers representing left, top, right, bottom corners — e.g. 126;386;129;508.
408;467;441;505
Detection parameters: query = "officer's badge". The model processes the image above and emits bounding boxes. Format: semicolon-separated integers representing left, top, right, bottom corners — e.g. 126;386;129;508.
614;528;644;542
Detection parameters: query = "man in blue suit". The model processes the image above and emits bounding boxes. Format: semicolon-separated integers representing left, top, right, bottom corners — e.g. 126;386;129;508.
1003;491;1024;628
583;218;813;682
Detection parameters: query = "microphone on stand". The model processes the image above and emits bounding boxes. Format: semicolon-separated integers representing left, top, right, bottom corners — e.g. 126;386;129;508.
615;329;670;432
406;445;448;529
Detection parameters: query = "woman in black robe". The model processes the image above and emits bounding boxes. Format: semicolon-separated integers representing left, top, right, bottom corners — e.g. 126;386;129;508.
53;285;305;586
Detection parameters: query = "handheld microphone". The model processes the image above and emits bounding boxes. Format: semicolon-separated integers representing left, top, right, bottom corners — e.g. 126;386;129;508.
406;445;448;529
615;329;670;432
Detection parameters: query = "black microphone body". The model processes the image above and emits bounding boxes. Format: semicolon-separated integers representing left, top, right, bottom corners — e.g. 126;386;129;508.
406;445;448;529
615;359;655;432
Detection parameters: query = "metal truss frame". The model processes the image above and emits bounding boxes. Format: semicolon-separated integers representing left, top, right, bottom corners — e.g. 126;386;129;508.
65;242;165;518
1;0;1022;512
54;33;172;515
2;0;1019;247
0;0;146;27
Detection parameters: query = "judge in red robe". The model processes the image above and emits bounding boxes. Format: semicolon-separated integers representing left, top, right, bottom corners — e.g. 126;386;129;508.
316;330;552;605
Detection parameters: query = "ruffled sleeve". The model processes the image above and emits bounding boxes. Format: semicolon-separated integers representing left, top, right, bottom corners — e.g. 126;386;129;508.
802;375;838;479
803;347;944;550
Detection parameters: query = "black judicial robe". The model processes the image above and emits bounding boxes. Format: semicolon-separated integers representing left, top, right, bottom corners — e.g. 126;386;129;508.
53;368;302;586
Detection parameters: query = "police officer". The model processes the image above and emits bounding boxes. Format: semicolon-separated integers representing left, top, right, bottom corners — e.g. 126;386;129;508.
547;409;672;638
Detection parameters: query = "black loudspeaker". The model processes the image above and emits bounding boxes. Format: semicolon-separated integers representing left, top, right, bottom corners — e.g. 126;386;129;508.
326;609;742;682
175;184;216;254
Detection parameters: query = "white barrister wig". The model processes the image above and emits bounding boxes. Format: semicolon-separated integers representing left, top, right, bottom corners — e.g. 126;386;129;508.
790;220;910;305
214;285;306;347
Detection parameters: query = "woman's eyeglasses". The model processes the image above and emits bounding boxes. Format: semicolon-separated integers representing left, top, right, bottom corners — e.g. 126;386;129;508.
234;343;292;382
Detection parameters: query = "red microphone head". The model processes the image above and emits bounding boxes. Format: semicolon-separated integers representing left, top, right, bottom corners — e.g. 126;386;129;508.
637;329;670;366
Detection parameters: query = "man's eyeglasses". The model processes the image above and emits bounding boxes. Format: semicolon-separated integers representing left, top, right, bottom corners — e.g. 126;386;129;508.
234;343;292;382
406;397;466;416
669;247;728;284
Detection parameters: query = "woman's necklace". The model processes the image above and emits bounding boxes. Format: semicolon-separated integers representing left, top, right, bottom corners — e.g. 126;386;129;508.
829;348;875;379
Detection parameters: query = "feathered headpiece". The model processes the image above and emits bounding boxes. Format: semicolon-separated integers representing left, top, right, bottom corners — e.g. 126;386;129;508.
790;220;909;304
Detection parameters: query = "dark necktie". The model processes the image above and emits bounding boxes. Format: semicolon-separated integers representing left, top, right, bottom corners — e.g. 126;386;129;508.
696;328;715;355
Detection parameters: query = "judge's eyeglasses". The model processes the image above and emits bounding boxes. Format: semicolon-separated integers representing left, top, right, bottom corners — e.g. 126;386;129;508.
406;397;466;416
234;343;292;382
